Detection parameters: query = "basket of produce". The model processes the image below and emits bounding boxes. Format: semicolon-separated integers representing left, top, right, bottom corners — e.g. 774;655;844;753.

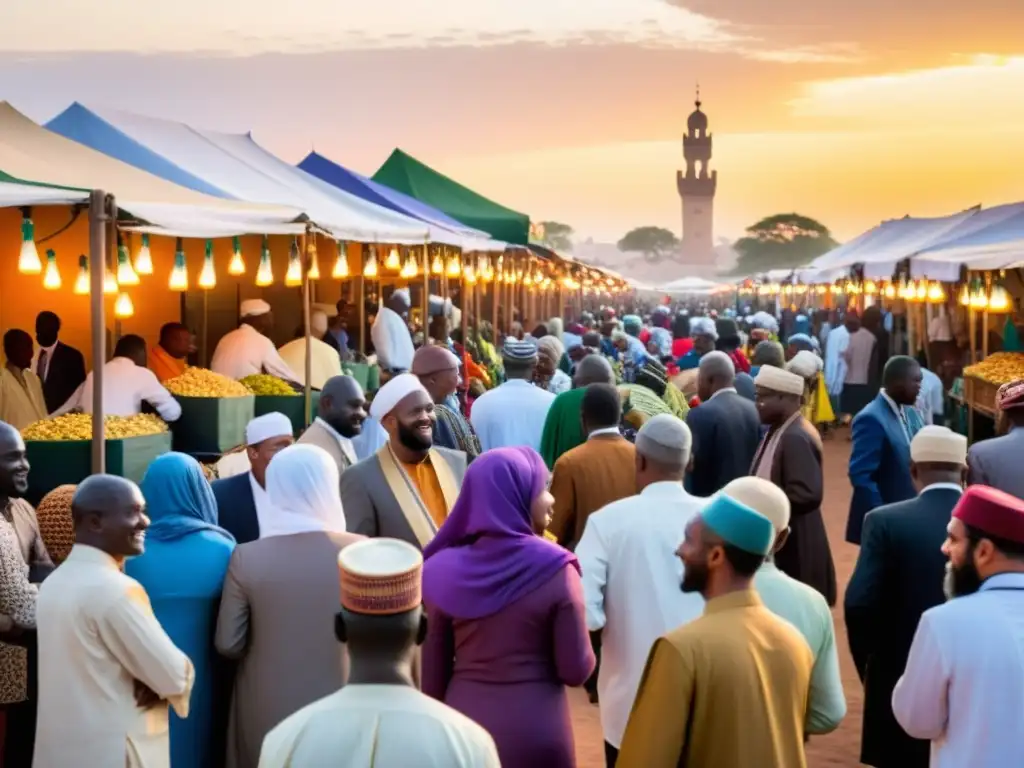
21;413;172;504
241;374;320;436
164;368;255;456
963;352;1024;416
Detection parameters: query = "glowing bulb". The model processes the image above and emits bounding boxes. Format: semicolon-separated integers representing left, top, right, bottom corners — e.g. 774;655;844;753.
863;280;878;295
362;247;378;278
198;240;216;289
228;236;245;276
914;280;928;302
431;252;444;275
401;251;418;279
42;249;61;290
989;284;1011;313
114;291;134;318
883;282;896;299
73;255;89;295
169;239;188;291
307;240;320;280
134;234;153;275
926;281;946;303
103;269;118;295
464;265;477;284
969;284;989;309
332;242;349;278
116;239;139;286
256;237;274;287
285;240;303;287
958;283;971;307
18;214;41;274
445;254;461;278
384;246;401;271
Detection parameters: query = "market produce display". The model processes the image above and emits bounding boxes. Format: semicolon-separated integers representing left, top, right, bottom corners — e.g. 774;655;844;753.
165;367;250;398
963;352;1024;385
22;413;168;441
241;374;297;396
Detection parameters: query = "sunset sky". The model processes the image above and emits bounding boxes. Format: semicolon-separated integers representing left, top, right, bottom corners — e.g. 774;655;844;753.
2;1;1022;247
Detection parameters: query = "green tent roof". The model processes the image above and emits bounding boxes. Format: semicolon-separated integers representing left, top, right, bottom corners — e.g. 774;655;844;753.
372;149;530;245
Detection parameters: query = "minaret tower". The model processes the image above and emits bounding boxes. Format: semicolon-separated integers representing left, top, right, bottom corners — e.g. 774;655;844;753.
676;86;717;266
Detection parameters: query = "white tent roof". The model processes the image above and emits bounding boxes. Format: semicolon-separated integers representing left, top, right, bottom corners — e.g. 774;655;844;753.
77;105;434;244
0;181;88;207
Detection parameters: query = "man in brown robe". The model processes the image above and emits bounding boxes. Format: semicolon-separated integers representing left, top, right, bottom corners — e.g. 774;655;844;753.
750;367;837;606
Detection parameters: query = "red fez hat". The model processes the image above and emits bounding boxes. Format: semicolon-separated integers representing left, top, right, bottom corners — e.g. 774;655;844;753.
953;485;1024;544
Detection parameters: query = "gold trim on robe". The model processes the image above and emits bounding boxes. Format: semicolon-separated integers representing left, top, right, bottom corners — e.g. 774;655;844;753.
376;444;460;548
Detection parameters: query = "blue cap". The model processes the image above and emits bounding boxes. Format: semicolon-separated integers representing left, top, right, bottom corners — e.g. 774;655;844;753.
701;495;775;556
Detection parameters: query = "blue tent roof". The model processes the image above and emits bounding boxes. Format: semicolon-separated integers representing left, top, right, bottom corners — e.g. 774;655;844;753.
298;151;486;238
45;102;229;198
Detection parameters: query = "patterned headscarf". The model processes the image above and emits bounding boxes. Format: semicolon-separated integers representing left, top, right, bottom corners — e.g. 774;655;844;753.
997;379;1024;411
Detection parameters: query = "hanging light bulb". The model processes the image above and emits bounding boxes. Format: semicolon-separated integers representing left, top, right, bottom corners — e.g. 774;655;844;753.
18;209;41;274
446;253;461;278
384;246;401;271
401;250;418;279
464;264;477;284
914;280;928;302
228;236;245;276
307;238;320;280
989;273;1011;312
332;241;349;278
133;233;153;275
883;282;897;299
362;246;379;278
116;234;139;286
198;240;217;289
430;249;444;275
926;281;946;303
285;239;303;287
958;282;971;307
863;280;878;295
114;291;134;318
969;279;989;309
73;255;89;295
42;249;61;290
103;268;118;295
256;236;274;287
169;238;188;291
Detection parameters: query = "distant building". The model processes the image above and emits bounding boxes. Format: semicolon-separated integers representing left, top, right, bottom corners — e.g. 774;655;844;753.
676;89;717;270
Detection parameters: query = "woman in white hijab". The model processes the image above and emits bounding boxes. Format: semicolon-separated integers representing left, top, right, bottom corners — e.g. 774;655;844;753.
215;443;363;768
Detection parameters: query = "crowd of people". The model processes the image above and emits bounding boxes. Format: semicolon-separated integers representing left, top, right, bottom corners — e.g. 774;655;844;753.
0;294;1022;767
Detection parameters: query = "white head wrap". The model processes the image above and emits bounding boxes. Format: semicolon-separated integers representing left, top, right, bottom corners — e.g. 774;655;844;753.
369;373;429;420
721;477;791;533
537;335;565;362
786;350;823;380
754;365;805;396
245;412;293;446
751;311;779;332
911;426;968;465
689;317;718;340
240;299;271;318
635;414;692;466
262;443;347;538
391;288;411;307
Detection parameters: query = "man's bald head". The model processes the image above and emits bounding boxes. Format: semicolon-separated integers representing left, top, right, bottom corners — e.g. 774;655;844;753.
319;375;368;439
0;422;29;500
574;355;614;388
697;351;736;402
72;475;149;559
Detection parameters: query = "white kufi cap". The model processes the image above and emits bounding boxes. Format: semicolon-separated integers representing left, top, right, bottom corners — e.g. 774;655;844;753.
240;299;271;318
370;373;429;420
786;350;823;380
635;413;692;466
911;425;968;465
721;477;791;533
246;412;293;445
755;365;805;396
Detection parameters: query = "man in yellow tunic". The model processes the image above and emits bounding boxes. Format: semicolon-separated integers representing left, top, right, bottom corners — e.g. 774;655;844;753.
618;493;815;768
0;329;47;430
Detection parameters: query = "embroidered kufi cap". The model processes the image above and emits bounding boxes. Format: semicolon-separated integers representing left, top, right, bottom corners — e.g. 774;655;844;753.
755;365;805;396
503;337;539;362
997;379;1024;411
339;538;424;614
953;485;1024;545
910;425;967;465
701;494;775;556
721;477;791;533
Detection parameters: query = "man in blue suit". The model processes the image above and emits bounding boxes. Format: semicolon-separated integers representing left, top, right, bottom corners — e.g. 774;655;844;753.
211;412;294;544
845;425;967;768
846;356;924;544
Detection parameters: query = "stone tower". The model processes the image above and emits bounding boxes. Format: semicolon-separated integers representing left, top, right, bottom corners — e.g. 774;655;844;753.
676;89;717;267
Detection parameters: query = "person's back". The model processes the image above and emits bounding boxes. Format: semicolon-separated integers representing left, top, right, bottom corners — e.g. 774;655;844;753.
687;390;761;497
471;378;554;452
969;428;1024;499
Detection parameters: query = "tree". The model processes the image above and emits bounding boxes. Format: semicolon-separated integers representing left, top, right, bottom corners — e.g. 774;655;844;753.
730;213;838;275
534;221;575;252
617;226;680;263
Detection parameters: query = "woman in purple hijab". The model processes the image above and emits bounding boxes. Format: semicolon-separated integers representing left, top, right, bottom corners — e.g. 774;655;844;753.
422;447;595;767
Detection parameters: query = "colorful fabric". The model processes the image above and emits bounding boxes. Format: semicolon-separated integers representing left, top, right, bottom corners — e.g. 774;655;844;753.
422;447;577;620
997;379;1024;411
149;344;187;383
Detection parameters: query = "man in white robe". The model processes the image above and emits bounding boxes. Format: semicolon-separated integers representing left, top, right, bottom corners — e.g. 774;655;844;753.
34;475;193;768
575;414;705;764
470;337;554;452
371;289;416;374
259;538;499;768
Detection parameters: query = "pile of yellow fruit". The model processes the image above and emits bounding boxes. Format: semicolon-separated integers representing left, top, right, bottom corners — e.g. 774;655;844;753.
165;367;251;398
240;374;297;396
964;352;1024;385
22;413;168;441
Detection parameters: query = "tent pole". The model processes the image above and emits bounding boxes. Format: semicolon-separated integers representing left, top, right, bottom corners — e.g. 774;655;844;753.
358;247;366;357
89;190;109;475
302;227;312;428
422;241;430;342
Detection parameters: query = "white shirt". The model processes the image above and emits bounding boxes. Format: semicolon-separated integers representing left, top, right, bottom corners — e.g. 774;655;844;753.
824;325;849;396
314;417;358;466
258;684;500;768
588;426;620;440
278;337;343;390
575;481;706;747
893;572;1024;768
916;368;944;425
211;323;300;383
709;387;737;400
371;307;415;372
470;379;555;453
55;357;182;421
928;313;953;342
351;415;389;461
248;471;275;538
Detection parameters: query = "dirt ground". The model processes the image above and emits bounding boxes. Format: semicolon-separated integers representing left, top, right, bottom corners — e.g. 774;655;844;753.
569;437;866;767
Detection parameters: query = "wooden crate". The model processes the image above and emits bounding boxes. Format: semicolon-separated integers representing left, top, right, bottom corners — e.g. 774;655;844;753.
964;375;1000;417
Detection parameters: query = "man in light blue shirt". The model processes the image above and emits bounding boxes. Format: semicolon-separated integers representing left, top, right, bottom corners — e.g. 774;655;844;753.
916;366;945;426
721;476;846;735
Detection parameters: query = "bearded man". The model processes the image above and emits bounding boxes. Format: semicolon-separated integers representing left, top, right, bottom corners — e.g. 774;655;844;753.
340;375;466;550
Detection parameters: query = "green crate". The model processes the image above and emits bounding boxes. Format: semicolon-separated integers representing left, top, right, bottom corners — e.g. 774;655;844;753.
170;395;255;455
253;392;320;437
342;362;380;393
25;431;173;505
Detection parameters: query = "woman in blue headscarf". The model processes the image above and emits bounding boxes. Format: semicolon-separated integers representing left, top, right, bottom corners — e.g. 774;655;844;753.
125;452;235;768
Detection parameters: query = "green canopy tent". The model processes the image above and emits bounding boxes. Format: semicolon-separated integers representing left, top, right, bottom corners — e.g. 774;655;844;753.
372;149;530;245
